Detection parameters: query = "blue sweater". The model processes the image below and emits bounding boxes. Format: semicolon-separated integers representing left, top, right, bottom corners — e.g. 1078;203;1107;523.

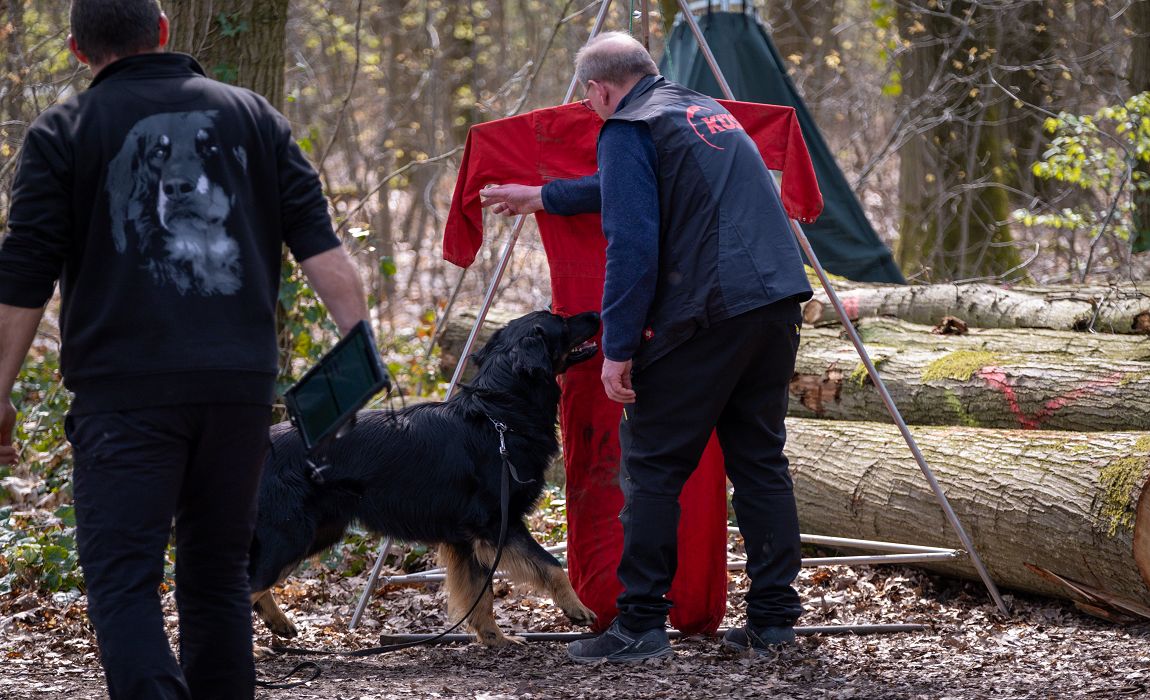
540;79;660;362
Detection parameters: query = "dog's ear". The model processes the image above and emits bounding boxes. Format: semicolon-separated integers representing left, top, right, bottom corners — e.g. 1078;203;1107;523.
107;130;145;253
511;328;553;376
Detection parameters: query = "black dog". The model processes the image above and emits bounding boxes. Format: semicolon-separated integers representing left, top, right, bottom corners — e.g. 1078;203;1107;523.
249;310;601;645
106;110;245;295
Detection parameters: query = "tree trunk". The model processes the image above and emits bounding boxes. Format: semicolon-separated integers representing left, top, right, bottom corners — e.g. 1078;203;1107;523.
1129;0;1150;253
895;0;940;279
166;0;289;110
791;322;1150;431
787;418;1150;610
998;1;1060;205
0;0;16;233
0;0;20;124
844;317;1150;361
437;314;1150;422
765;0;844;128
894;1;1021;281
438;311;1150;431
802;282;1150;334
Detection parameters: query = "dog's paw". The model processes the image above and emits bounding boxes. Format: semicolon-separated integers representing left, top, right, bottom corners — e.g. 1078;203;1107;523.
563;603;598;628
265;617;299;639
475;628;520;647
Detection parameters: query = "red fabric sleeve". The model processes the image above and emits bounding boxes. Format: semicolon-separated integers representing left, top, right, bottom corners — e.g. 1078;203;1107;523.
719;100;824;224
443;103;601;268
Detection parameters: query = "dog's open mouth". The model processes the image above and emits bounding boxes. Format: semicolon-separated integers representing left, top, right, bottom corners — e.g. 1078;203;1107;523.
568;339;599;364
555;310;602;372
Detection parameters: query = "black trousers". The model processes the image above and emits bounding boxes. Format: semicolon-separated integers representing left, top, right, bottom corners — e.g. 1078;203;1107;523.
615;302;804;631
67;404;270;700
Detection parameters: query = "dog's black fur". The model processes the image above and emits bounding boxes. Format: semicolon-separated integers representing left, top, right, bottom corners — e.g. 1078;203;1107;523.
249;310;601;645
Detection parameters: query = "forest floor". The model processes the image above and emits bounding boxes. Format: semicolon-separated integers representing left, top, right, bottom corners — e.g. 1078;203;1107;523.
4;550;1150;700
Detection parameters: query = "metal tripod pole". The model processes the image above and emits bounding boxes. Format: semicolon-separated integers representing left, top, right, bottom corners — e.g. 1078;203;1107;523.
349;0;616;629
676;0;1008;615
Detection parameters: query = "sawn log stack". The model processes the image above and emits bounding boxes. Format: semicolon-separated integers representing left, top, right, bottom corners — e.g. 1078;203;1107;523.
437;281;1150;617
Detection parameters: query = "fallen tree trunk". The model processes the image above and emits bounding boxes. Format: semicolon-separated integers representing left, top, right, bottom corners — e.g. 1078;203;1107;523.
439;313;1150;431
435;309;519;381
787;418;1150;611
439;310;1150;382
802;282;1150;334
792;320;1150;431
844;317;1150;361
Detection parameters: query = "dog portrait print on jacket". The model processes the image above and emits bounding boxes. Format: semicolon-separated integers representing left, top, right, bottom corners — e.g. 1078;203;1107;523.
107;110;246;296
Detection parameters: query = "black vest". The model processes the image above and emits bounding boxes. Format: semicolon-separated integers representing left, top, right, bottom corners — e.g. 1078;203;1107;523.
607;78;812;369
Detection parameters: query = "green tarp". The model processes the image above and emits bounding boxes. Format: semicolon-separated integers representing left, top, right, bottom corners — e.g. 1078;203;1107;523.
661;11;906;283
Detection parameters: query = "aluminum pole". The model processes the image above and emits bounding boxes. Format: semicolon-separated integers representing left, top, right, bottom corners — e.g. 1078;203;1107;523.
349;536;392;630
676;0;1008;616
372;624;925;645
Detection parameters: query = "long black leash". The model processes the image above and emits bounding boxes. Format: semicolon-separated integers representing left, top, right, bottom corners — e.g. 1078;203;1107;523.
256;416;519;687
254;661;323;689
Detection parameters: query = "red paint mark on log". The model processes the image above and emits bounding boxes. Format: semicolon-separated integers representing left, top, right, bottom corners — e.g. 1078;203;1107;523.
842;296;860;320
978;368;1124;429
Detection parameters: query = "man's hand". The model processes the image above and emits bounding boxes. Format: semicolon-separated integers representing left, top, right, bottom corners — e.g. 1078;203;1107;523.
1;399;17;466
480;184;544;217
0;303;45;466
601;357;635;404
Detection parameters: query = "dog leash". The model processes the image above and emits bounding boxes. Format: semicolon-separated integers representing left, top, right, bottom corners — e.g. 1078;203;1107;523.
488;416;534;485
257;414;518;681
254;661;322;689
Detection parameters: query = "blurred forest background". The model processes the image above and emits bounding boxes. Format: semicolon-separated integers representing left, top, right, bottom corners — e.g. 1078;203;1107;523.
1;0;1148;594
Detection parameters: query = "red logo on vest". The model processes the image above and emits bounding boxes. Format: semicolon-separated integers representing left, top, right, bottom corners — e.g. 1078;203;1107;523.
685;104;744;150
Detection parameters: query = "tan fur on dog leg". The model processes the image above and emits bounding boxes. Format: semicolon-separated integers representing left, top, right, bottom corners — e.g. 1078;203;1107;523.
252;589;298;638
438;543;509;646
545;566;597;626
474;537;596;627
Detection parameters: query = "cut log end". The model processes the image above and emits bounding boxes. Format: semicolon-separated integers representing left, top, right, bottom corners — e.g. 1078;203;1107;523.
1134;311;1150;334
802;299;826;326
1133;480;1150;592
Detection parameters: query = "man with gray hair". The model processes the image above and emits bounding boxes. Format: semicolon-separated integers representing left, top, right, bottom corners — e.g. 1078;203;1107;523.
0;1;370;696
535;31;814;663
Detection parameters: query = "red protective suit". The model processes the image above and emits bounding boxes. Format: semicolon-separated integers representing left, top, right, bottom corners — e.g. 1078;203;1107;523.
443;100;821;635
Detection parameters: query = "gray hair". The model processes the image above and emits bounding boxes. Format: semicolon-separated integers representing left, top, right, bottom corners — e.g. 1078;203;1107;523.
574;31;659;86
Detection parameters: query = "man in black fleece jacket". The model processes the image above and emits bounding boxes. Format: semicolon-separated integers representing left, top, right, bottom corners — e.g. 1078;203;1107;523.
0;2;369;697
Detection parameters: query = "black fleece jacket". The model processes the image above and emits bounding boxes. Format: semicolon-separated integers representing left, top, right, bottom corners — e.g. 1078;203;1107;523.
0;53;341;413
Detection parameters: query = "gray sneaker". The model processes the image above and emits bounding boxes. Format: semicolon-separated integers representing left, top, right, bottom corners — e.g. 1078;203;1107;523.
721;624;796;655
567;619;673;664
